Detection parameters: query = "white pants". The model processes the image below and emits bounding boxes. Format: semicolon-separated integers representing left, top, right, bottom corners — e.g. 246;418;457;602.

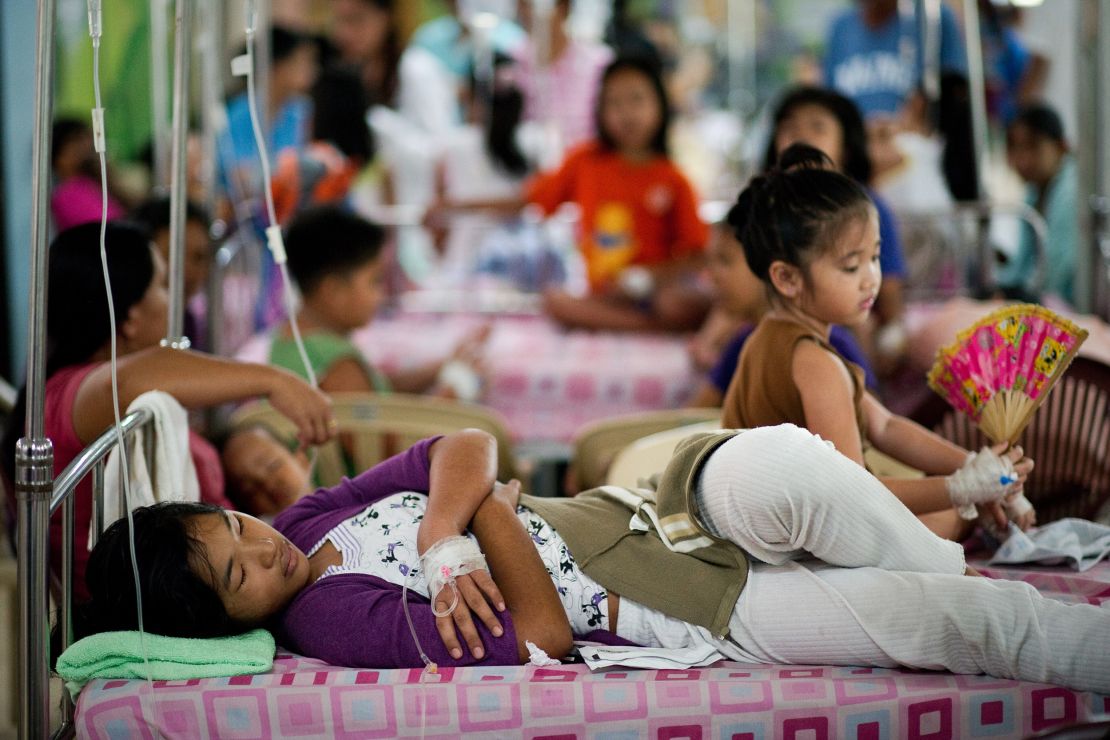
690;424;1110;694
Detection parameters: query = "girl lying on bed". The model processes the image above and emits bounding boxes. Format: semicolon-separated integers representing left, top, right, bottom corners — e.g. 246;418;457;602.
77;427;1110;693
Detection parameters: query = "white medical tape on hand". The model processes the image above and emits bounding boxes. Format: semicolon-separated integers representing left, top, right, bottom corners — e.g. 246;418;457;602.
421;536;489;618
946;447;1019;518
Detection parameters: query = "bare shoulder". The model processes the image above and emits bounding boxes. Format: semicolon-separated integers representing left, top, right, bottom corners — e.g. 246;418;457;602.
792;339;853;390
319;357;374;394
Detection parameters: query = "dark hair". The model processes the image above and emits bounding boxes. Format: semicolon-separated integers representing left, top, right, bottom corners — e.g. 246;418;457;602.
603;0;663;68
762;86;873;185
312;64;375;162
472;54;528;177
936;73;979;201
2;222;156;486
595;55;671;157
270;25;315;65
1008;103;1067;146
51;117;92;170
729;143;873;283
284;206;385;294
73;502;244;640
358;0;401;107
131;196;211;238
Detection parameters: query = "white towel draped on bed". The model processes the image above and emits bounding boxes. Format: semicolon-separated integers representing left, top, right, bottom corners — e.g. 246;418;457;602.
95;391;200;545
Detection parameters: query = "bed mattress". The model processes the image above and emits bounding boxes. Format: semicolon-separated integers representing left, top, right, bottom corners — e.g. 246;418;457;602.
74;561;1110;739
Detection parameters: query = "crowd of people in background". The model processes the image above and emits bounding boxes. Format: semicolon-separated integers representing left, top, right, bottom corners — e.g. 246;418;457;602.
5;0;1089;607
4;0;1109;700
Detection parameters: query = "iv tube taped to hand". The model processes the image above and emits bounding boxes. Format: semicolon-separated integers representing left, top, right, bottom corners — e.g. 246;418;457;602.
946;447;1019;520
400;535;492;671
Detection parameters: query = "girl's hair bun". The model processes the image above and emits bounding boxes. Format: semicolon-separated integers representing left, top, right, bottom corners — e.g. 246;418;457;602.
773;142;833;175
726;142;872;283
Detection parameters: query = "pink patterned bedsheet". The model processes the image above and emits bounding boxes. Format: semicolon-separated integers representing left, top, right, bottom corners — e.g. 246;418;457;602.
75;562;1110;739
236;312;698;447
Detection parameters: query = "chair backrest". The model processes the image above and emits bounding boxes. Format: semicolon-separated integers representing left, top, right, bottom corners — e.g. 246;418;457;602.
571;408;722;492
910;356;1110;523
605;421;721;489
231;392;521;484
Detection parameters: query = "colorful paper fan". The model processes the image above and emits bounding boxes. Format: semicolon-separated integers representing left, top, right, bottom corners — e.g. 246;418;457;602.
927;304;1088;444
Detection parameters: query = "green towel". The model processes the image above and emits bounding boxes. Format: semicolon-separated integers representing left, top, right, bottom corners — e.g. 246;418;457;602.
57;629;275;697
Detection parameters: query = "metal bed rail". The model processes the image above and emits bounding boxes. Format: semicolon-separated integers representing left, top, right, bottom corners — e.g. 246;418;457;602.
21;408;154;739
892;200;1049;301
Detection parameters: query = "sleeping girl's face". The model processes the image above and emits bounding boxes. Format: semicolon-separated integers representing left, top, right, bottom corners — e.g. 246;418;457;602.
189;511;311;625
222;427;312;516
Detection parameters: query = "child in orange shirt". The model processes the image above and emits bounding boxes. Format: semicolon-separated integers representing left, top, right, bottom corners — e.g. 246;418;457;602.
527;56;710;332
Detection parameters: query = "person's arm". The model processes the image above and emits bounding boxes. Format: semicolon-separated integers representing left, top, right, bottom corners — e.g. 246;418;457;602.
1016;52;1048;106
795;343;957;516
863;393;967;475
793;340;867;465
281;571;521;669
319;357;376;394
524;148;579;215
865;393;1032;524
417;430;498;551
469;485;573;662
417;431;512;662
72;346;333;446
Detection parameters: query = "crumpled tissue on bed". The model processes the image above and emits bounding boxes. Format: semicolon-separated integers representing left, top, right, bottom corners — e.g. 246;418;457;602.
989;518;1110;571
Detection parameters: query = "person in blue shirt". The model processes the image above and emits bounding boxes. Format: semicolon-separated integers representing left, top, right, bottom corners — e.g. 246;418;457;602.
979;1;1049;129
998;104;1078;305
824;0;967;121
762;86;909;375
221;26;320;200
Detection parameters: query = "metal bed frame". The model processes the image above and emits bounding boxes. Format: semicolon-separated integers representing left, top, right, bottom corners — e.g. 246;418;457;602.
36;410;155;738
12;1;1110;738
14;0;196;734
894;200;1049;301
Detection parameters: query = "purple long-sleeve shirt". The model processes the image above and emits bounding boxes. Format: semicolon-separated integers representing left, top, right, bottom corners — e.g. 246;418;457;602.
272;437;628;669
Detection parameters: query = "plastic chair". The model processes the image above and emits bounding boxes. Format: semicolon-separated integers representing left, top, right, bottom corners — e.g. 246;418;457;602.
605;421;721;489
571;408;722;492
910;356;1110;523
231;392;521;485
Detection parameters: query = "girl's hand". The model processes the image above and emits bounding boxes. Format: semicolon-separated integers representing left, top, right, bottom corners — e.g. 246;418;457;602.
266;369;335;447
992;443;1034;488
490;479;522;510
430;479;522;658
432;565;507;661
946;444;1031;509
451;324;491;366
976;500;1010;532
1004;491;1037;531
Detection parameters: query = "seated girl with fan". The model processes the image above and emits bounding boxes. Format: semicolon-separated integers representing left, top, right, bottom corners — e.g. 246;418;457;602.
721;144;1036;541
76;428;1110;692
